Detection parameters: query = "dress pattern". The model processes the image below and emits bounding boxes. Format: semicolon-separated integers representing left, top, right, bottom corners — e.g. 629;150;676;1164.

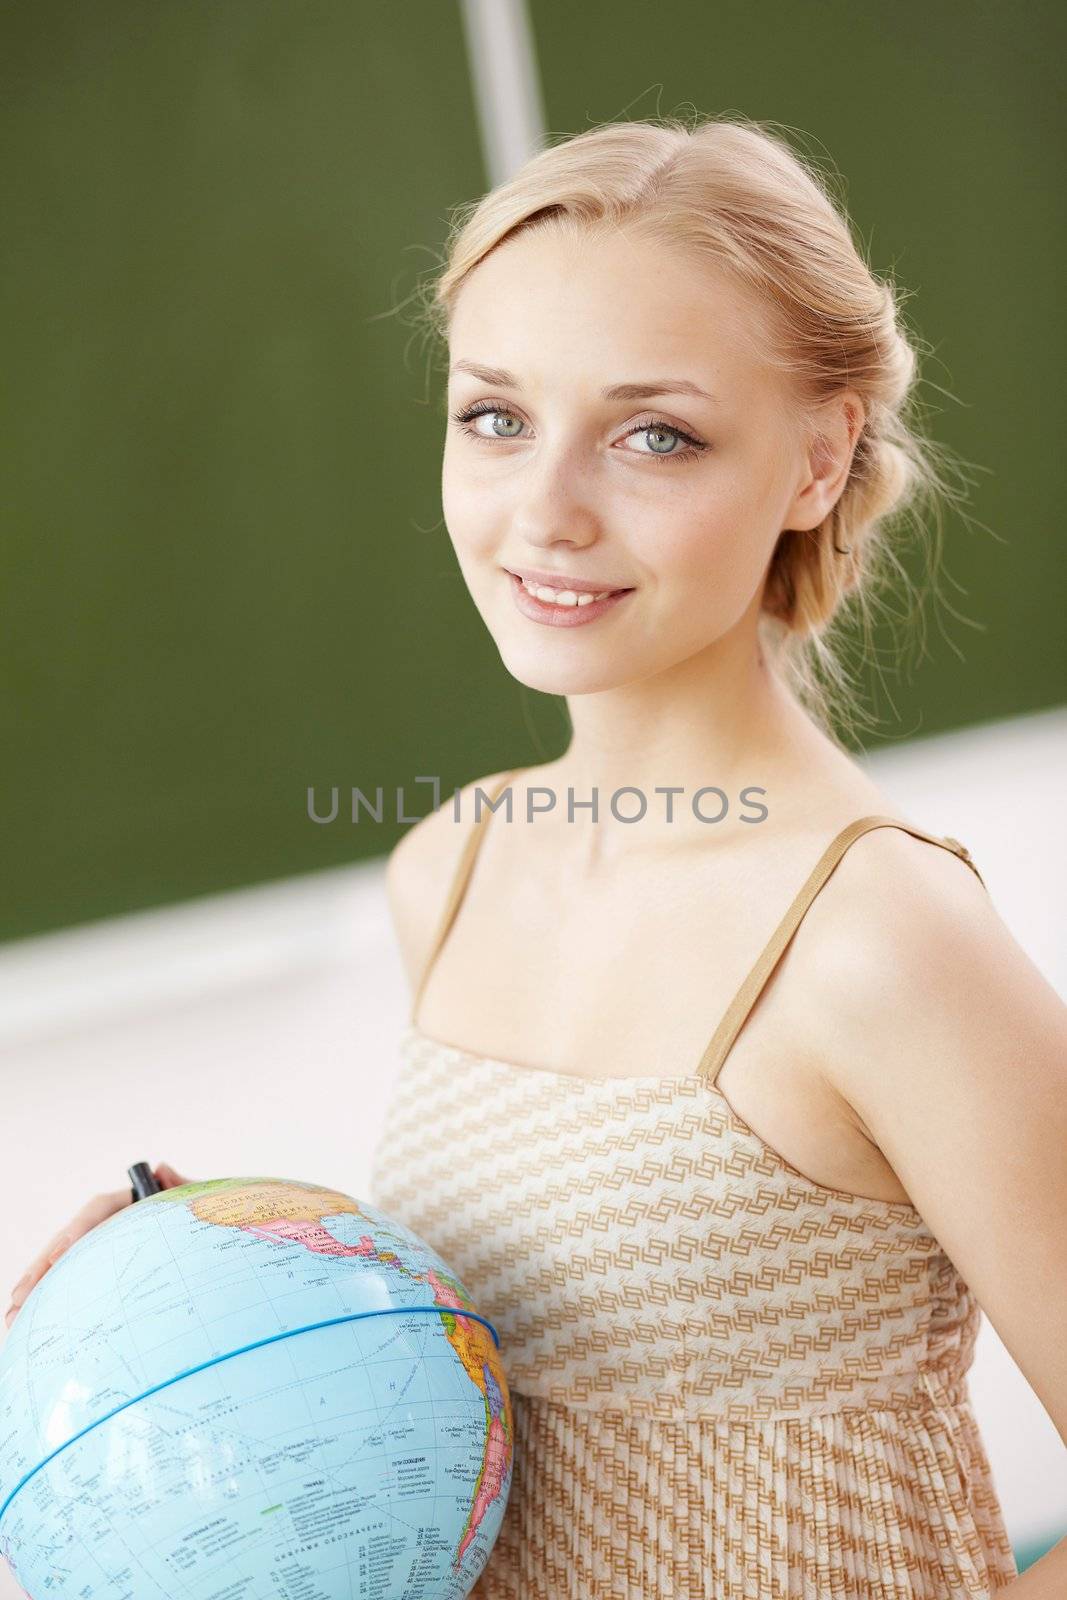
368;772;1018;1598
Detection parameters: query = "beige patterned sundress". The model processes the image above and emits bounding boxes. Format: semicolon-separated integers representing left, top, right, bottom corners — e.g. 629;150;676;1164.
369;771;1018;1598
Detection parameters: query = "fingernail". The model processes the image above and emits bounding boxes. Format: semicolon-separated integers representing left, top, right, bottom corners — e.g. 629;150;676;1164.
4;1306;16;1327
10;1280;28;1307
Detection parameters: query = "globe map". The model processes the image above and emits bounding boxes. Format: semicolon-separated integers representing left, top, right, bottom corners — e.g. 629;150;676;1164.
0;1177;513;1599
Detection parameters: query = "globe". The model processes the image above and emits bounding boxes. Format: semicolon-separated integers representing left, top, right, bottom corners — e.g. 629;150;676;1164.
0;1177;514;1599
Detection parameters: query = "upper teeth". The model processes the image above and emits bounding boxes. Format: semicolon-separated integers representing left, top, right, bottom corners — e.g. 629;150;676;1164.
520;576;615;606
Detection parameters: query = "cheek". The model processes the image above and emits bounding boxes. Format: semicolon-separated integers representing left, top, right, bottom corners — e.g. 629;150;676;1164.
441;453;500;557
440;470;476;557
645;486;776;632
673;457;784;575
650;492;746;586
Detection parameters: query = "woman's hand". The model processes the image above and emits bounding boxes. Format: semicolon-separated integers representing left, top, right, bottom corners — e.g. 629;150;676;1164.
4;1162;193;1330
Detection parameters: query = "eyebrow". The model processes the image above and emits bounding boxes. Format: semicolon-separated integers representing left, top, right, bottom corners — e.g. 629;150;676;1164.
448;360;719;404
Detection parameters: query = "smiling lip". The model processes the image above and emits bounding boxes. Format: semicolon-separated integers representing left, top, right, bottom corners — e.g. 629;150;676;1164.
503;566;635;595
505;570;634;628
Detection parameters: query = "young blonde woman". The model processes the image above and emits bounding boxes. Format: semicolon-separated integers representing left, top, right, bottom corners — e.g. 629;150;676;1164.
370;119;1066;1598
6;116;1064;1599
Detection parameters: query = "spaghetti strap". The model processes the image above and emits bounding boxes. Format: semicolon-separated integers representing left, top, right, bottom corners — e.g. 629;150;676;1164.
409;769;519;1028
695;815;987;1086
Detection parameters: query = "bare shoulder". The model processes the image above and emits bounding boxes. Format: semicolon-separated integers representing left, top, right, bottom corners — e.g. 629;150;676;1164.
802;817;995;960
385;770;514;988
796;818;1067;1195
799;821;1059;1085
797;820;1067;1437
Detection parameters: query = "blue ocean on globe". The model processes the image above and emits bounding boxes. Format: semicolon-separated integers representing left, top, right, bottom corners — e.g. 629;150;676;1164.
0;1176;513;1599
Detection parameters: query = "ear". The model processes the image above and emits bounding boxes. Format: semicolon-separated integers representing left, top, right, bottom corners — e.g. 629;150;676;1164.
782;389;866;533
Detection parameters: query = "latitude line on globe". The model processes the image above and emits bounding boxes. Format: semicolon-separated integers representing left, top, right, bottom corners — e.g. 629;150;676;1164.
0;1304;501;1528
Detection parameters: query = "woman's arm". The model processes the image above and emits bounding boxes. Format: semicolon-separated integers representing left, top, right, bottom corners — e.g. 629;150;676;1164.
998;1539;1067;1596
811;832;1067;1595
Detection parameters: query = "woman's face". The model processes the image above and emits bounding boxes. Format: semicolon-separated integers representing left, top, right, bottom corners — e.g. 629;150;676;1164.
441;224;821;696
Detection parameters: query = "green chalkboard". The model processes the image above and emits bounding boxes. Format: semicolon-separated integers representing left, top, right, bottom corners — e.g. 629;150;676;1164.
2;1;1063;941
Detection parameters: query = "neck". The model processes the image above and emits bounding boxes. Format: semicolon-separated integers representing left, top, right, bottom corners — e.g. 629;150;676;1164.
520;633;858;860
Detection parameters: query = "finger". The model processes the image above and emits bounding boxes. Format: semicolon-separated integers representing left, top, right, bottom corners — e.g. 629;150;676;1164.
10;1195;122;1307
6;1256;54;1322
8;1271;33;1307
13;1244;64;1300
15;1231;73;1296
156;1164;193;1188
6;1188;136;1328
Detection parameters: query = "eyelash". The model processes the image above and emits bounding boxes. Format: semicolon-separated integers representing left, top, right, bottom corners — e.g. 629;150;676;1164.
450;401;709;466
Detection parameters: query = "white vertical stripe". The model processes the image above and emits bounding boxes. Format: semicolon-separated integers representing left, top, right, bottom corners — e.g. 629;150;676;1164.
458;0;547;187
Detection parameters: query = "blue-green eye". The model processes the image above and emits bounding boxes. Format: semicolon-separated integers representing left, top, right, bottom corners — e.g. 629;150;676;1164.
451;403;526;441
624;421;705;462
454;404;525;439
451;402;708;465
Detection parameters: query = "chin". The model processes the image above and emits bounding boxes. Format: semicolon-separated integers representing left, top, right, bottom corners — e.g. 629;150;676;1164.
494;641;641;697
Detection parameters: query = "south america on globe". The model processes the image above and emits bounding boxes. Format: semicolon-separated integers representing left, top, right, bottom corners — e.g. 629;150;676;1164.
0;1177;513;1598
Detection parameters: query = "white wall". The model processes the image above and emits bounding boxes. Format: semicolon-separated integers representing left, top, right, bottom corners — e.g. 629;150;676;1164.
1;706;1065;1589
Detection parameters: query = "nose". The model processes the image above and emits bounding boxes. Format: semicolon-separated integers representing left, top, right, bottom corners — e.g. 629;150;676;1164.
512;469;602;555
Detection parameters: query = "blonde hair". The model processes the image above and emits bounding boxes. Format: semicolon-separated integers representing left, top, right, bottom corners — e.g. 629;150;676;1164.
412;113;976;745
